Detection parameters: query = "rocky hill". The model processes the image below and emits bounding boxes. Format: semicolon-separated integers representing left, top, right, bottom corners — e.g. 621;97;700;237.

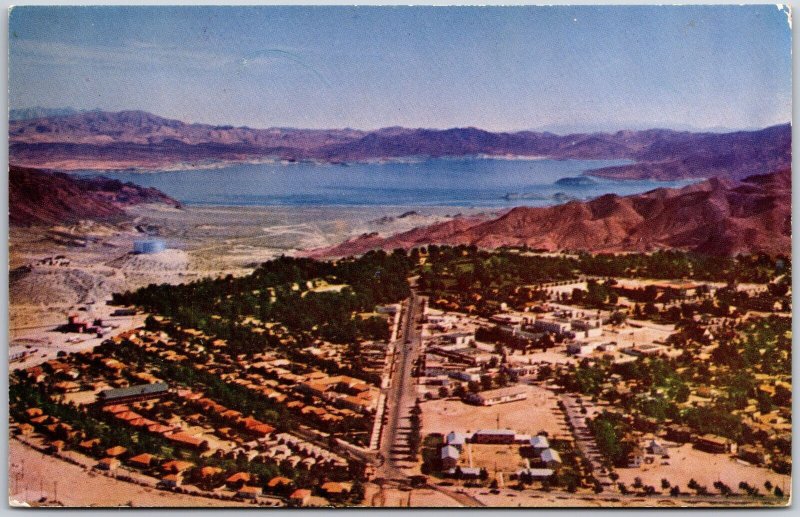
9;106;87;121
9;110;790;181
311;168;791;257
9;165;180;226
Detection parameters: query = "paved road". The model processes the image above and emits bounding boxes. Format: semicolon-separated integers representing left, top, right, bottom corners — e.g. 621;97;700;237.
369;302;776;508
372;291;484;508
377;291;424;481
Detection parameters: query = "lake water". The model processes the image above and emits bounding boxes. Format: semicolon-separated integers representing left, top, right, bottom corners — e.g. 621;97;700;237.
88;158;697;208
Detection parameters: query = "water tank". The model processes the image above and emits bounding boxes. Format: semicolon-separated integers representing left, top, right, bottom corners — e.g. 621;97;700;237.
133;239;165;254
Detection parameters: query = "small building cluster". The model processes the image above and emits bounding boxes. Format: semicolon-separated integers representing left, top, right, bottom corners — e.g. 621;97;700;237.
437;429;563;479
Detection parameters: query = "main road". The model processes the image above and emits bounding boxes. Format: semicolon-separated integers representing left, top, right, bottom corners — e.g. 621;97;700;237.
373;289;484;507
377;290;424;481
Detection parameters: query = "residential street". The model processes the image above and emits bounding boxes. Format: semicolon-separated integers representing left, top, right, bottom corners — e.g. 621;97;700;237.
560;394;614;488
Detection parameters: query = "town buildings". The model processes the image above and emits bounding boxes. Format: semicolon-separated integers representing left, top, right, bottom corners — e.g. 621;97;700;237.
466;385;528;406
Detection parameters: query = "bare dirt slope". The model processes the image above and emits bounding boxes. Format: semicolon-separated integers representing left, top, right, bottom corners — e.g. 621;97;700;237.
9;165;180;226
313;169;791;258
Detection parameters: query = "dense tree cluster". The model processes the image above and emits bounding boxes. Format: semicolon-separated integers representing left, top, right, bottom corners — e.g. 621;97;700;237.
588;412;634;468
416;246;789;316
114;251;411;350
576;251;788;284
562;314;790;451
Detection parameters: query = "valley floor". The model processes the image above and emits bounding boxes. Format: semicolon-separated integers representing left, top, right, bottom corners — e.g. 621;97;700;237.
10;204;485;337
9;439;250;508
8;204;791;509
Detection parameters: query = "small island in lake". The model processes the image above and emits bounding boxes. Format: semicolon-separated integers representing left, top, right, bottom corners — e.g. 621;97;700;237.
554;176;597;187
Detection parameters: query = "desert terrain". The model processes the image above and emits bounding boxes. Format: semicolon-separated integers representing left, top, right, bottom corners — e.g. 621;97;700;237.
10;203;487;337
9;439;253;507
421;385;569;439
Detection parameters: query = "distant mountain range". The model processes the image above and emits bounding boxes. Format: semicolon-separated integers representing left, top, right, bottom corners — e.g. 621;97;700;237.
310;168;791;257
532;122;763;135
9;165;180;226
9;106;92;121
8;110;791;181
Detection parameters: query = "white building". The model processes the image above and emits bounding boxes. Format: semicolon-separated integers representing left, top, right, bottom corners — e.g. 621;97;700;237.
645;439;666;456
467;386;528;406
566;342;601;356
444;332;475;347
533;318;572;335
517;468;555;481
540;448;562;467
440;445;460;469
445;431;468;449
530;435;550;454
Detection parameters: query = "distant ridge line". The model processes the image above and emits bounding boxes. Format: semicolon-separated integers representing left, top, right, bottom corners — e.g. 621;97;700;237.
8;109;790;182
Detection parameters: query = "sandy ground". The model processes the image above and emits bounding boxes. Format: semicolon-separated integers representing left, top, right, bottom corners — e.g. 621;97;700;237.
421;385;569;439
469;489;634;507
463;488;784;508
9;202;490;371
614;278;768;295
365;484;462;507
615;443;791;496
8;203;492;508
463;443;527;474
8;203;788;508
127;203;494;272
507;348;575;366
8;439;248;507
365;483;787;508
10;204;489;334
9;313;147;372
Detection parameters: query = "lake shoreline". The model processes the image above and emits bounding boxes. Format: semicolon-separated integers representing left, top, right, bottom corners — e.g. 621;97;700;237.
38;153;557;174
70;158;699;209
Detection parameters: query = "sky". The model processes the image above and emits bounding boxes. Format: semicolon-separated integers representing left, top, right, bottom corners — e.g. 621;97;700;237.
8;5;793;132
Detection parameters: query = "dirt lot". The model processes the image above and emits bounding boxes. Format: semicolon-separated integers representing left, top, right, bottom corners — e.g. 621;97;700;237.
9;312;146;372
615;444;791;496
422;384;569;438
10;204;482;335
364;484;462;507
464;488;784;507
9;439;247;507
462;443;527;475
507;348;575;366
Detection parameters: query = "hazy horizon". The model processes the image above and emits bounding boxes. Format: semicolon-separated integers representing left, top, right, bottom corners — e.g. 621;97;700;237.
9;6;792;133
8;104;790;136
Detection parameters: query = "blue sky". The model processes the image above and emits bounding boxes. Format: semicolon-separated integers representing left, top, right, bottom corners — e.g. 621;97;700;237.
8;5;792;132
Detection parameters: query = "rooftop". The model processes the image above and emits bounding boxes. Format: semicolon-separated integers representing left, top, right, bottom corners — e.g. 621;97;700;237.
476;385;528;399
517;468;554;477
447;467;481;476
474;428;516;436
530;435;550;448
98;382;168;401
541;448;562;463
441;445;460;459
446;431;468;445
